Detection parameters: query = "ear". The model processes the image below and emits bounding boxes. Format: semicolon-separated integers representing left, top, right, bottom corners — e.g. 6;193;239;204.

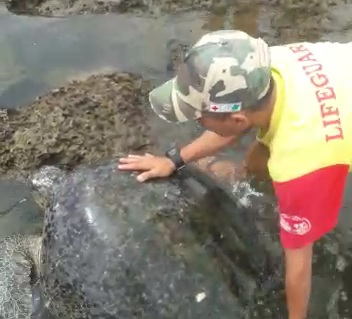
228;112;250;130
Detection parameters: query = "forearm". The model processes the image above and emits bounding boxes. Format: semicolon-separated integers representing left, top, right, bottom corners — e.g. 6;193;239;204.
180;130;237;164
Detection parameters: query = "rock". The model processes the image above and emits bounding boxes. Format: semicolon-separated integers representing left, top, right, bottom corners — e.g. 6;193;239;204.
5;0;213;16
5;0;347;18
166;39;189;74
0;72;154;179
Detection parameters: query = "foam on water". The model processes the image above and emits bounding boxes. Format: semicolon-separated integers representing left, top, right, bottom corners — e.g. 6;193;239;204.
231;180;264;208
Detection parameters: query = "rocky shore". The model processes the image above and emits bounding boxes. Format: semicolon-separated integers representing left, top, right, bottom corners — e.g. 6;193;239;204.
0;72;155;179
0;69;349;318
1;1;352;317
4;0;351;48
5;0;219;16
5;0;343;17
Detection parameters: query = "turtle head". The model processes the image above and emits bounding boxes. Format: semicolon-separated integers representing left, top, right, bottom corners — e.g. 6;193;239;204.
30;166;66;210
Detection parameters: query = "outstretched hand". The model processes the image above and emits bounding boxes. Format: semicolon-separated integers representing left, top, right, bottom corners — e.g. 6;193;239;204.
117;153;176;182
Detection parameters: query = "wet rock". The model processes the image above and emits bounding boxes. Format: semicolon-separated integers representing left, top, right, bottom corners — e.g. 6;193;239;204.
232;0;352;45
5;0;214;16
166;39;189;74
257;0;338;10
0;108;12;142
4;0;352;61
0;72;154;179
5;0;349;19
268;7;332;43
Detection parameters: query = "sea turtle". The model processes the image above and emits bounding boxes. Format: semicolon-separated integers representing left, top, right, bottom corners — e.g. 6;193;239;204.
0;233;41;319
0;165;64;319
0;158;283;319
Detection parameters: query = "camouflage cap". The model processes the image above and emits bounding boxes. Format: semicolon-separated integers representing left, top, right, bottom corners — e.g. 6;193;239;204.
149;30;272;123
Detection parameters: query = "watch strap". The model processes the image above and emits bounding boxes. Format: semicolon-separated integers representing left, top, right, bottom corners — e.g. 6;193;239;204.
165;147;185;170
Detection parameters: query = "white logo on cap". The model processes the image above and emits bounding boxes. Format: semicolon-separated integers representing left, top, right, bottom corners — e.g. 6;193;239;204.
210;102;242;112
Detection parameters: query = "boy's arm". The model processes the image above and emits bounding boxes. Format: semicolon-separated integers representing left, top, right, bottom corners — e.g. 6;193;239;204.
180;130;238;164
118;130;238;182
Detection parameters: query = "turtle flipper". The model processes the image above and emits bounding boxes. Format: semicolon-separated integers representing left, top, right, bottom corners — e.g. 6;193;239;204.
0;234;41;319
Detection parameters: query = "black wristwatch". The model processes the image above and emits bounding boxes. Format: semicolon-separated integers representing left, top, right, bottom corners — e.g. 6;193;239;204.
165;147;185;171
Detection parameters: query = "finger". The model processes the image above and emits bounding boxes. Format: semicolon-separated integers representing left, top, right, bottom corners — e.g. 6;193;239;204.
117;163;146;171
136;169;158;182
144;153;154;158
118;157;141;164
128;154;145;159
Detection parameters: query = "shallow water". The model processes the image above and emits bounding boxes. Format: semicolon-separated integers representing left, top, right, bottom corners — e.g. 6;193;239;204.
0;179;43;239
0;8;211;107
1;2;352;106
1;1;352;318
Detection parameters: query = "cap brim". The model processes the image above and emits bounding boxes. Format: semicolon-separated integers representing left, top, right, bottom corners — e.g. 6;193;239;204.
149;78;201;123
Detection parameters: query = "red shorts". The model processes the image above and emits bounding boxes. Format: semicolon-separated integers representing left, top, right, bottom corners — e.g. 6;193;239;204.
273;164;349;249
